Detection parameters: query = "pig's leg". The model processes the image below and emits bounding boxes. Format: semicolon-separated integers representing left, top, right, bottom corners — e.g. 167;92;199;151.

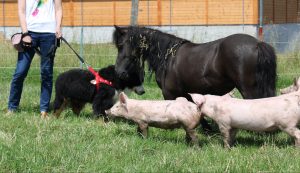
185;129;199;146
281;127;300;147
137;123;148;138
219;124;232;148
229;128;238;146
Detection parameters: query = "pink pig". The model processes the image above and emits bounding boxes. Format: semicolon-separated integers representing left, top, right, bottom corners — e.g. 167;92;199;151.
105;92;202;146
190;92;300;148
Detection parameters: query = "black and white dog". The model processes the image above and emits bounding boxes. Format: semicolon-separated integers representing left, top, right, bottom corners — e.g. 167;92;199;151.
53;65;145;118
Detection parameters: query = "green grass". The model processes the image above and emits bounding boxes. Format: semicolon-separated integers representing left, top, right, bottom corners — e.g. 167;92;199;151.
1;39;300;172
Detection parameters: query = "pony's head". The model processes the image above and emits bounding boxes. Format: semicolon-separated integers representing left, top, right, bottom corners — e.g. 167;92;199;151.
117;61;145;95
113;25;145;80
113;25;187;82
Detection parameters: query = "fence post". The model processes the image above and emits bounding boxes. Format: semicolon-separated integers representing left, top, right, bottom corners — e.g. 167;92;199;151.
259;0;264;41
131;0;139;26
2;0;6;38
80;0;84;68
242;0;245;32
169;0;172;30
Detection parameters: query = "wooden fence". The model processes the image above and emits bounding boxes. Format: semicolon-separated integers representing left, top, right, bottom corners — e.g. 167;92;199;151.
0;0;299;27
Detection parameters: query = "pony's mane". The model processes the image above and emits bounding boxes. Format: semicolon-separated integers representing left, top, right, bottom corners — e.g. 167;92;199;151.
113;26;190;74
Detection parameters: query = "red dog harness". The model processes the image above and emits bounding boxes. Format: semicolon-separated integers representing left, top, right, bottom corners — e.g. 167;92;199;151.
58;37;113;91
88;67;113;91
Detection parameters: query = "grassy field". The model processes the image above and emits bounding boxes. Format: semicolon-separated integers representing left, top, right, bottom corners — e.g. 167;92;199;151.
1;38;300;172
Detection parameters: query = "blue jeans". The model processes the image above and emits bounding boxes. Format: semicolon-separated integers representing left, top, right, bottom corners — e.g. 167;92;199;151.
8;32;56;112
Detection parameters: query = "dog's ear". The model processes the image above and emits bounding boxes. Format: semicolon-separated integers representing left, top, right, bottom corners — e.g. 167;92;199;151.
90;80;96;85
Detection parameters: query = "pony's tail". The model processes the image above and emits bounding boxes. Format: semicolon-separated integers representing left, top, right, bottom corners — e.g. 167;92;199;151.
256;42;277;98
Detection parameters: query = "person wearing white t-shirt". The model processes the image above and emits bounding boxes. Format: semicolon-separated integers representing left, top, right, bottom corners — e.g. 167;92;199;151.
7;0;63;118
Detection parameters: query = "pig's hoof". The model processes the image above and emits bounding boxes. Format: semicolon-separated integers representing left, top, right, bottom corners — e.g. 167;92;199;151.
191;143;201;149
223;144;233;150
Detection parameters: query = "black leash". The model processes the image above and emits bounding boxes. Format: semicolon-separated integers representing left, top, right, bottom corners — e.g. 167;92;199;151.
60;37;89;67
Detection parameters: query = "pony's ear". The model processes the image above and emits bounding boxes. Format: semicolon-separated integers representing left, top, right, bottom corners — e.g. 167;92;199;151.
114;25;121;32
114;25;127;35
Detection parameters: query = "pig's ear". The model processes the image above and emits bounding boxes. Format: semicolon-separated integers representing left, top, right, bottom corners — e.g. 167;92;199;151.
293;77;297;85
296;77;300;89
189;93;205;107
119;92;128;104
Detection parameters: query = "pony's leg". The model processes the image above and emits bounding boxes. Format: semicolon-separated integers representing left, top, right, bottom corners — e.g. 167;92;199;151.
185;129;199;147
237;83;258;99
137;123;148;138
281;127;300;147
233;71;260;99
237;78;274;99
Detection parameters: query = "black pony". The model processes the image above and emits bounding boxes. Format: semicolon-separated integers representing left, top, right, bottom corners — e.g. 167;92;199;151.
113;26;277;130
53;65;145;119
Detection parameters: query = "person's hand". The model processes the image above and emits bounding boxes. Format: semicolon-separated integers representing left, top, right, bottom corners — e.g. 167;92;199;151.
22;35;31;43
22;33;32;48
56;28;62;38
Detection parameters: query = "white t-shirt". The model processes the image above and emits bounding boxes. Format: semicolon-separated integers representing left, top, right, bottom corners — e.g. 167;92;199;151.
26;0;56;33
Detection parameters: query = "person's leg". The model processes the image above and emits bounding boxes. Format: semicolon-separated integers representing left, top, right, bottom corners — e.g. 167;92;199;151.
39;33;56;114
8;49;35;111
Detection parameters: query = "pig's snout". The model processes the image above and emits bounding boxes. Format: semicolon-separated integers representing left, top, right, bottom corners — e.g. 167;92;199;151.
133;85;145;95
105;109;111;115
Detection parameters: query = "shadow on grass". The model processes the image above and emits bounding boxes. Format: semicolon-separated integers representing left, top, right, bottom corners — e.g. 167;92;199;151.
232;131;294;148
109;118;224;147
108;118;196;146
195;119;296;148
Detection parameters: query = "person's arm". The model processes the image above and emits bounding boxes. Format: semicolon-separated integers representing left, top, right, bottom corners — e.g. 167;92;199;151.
55;0;63;38
18;0;27;33
18;0;31;44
